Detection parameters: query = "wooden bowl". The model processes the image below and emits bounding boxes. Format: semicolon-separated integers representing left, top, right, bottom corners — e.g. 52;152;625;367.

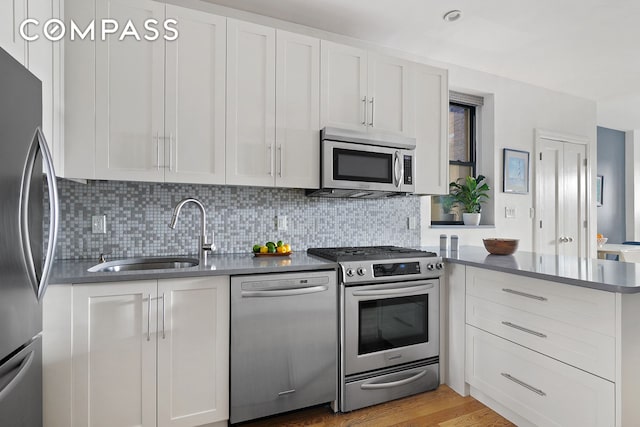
482;238;519;255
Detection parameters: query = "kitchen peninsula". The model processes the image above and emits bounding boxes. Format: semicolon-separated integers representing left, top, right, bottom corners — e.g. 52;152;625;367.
441;245;640;427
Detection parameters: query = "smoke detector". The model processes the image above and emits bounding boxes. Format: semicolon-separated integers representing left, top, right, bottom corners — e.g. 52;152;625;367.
443;10;463;22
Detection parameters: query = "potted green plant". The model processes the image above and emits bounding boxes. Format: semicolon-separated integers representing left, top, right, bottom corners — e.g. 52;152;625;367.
449;175;490;225
439;194;456;222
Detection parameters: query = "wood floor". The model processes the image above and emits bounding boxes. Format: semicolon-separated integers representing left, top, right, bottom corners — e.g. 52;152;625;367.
240;385;515;426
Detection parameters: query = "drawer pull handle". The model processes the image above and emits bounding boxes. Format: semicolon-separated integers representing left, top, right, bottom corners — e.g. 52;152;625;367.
502;288;548;301
501;373;546;397
501;321;547;338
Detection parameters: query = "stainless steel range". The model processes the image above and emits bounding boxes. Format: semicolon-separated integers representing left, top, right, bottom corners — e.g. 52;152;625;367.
307;246;442;412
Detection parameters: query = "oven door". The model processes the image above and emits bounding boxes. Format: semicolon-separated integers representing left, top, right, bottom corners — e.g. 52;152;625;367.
344;279;439;376
323;140;414;193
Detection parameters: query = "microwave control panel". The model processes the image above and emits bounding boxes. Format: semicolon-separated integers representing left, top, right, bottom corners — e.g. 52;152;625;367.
404;155;413;185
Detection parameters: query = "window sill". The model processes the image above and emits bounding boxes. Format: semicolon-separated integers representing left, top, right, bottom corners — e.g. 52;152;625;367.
430;224;496;229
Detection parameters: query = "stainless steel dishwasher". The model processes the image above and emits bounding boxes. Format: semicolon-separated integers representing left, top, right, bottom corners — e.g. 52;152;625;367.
230;270;338;424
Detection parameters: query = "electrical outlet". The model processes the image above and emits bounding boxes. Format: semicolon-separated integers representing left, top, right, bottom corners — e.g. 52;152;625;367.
92;215;106;234
505;207;516;219
407;217;417;230
277;215;288;231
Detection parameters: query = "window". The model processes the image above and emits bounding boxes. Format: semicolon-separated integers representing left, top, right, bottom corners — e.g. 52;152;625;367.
431;92;483;225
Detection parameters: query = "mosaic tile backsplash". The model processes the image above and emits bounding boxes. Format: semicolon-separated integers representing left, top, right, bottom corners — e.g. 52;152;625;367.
52;179;421;260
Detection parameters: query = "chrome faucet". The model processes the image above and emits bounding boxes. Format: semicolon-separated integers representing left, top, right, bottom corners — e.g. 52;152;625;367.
169;198;216;259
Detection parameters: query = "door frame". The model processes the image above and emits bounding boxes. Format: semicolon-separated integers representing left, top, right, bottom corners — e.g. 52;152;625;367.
534;129;592;258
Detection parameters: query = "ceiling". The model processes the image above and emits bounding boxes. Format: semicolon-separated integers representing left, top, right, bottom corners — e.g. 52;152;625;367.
205;0;640;131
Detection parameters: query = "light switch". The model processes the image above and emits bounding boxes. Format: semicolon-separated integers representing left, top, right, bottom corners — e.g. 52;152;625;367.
92;215;106;234
505;207;516;219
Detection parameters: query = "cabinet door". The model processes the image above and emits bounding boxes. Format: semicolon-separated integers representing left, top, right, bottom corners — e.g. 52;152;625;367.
0;0;27;65
157;276;229;427
413;64;448;195
320;40;367;131
165;6;226;185
72;281;157;427
95;0;165;182
275;30;320;189
226;19;276;186
367;53;413;137
27;0;55;160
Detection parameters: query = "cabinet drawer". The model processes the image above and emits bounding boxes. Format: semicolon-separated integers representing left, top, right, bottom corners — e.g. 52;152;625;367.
466;267;616;337
466;326;614;427
466;294;615;380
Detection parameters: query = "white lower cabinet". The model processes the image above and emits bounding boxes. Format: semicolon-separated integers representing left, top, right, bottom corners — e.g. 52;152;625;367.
466;326;614;427
452;266;617;427
157;278;229;427
43;277;229;427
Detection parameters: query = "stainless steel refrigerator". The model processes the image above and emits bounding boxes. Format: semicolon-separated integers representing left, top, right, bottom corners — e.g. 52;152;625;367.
0;47;59;426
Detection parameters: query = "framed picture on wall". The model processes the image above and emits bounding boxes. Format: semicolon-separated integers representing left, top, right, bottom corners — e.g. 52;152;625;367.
596;175;604;206
503;149;530;194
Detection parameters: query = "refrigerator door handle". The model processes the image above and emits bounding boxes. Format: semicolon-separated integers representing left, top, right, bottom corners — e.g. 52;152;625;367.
19;128;59;302
0;350;34;402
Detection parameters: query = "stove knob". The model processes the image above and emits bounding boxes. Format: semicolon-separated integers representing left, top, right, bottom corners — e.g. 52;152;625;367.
436;262;444;270
357;267;367;276
346;268;355;277
426;264;435;271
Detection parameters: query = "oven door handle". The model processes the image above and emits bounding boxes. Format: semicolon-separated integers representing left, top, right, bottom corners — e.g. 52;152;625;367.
360;369;427;390
241;285;329;298
351;283;434;297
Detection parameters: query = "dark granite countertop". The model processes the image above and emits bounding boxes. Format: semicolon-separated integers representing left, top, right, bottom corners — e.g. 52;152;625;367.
50;252;337;284
427;245;640;294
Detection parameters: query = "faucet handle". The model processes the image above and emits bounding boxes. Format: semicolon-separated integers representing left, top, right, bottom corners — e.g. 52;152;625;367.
98;252;112;263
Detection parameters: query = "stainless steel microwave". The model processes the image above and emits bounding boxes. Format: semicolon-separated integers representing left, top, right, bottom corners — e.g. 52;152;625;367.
307;127;416;198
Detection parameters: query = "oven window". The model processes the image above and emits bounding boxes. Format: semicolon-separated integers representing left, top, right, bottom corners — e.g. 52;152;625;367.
358;295;428;355
333;148;393;183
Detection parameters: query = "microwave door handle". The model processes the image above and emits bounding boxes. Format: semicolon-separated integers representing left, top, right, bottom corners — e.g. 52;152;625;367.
393;151;403;188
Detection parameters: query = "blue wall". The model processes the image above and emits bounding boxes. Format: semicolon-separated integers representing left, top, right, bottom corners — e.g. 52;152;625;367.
597;126;626;243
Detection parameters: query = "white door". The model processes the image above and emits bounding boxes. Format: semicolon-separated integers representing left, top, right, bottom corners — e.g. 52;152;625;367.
95;0;165;182
157;277;229;427
275;30;320;189
367;53;413;137
536;136;588;257
165;6;226;185
413;63;448;195
320;40;367;131
72;281;157;427
0;0;27;65
226;19;276;186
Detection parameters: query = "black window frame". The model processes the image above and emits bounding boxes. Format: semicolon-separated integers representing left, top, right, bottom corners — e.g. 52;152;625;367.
431;101;478;226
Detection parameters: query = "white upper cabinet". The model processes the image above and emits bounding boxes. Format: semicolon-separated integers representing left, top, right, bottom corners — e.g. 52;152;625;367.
275;30;320;189
367;53;413;137
320;41;368;132
0;0;27;65
226;19;276;187
164;5;226;185
94;0;227;184
413;63;448;195
321;41;414;138
95;0;165;182
28;0;61;170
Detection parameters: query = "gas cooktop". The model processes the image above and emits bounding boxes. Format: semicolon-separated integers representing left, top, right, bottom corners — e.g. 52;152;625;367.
307;246;437;262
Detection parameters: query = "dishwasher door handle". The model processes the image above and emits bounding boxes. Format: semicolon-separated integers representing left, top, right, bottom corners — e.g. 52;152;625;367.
241;285;329;298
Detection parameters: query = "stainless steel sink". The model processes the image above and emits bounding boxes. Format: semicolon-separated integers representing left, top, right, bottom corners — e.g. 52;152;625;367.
88;256;199;273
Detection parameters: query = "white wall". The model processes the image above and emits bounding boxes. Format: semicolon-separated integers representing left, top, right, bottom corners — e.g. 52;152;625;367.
421;65;597;253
